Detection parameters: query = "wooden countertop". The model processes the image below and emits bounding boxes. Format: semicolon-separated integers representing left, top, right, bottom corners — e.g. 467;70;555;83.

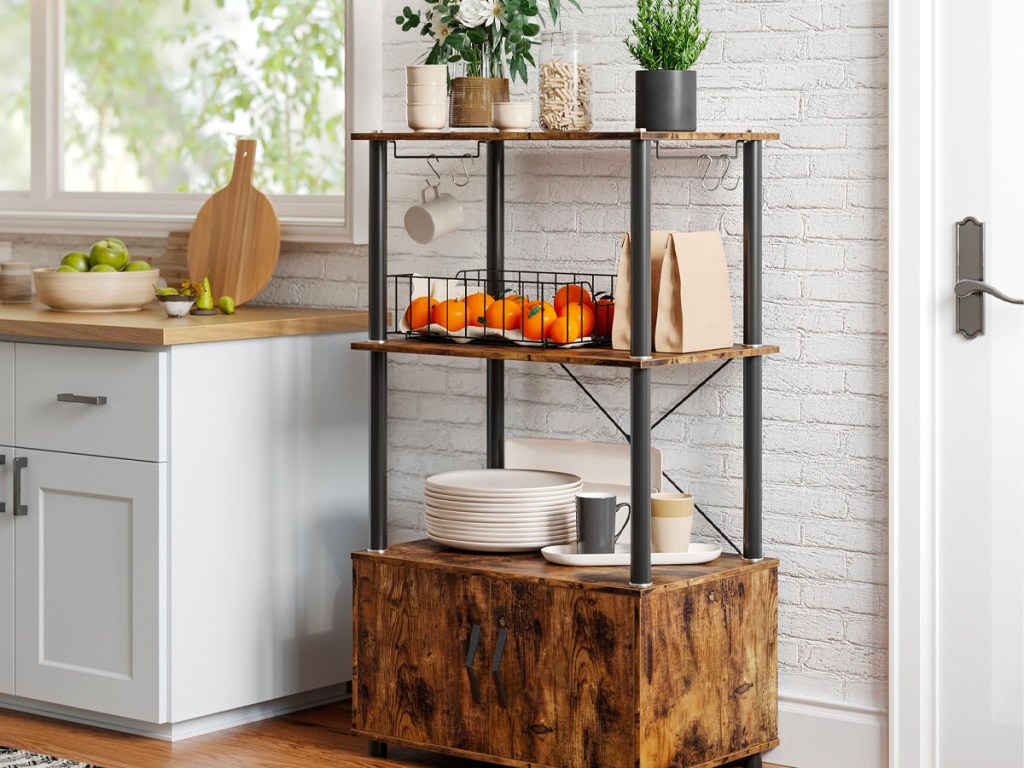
0;301;369;346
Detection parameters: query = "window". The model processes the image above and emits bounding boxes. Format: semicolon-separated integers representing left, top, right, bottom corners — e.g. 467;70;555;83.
0;0;380;243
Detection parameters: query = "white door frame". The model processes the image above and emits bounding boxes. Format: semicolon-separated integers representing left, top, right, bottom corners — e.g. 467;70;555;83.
889;0;938;766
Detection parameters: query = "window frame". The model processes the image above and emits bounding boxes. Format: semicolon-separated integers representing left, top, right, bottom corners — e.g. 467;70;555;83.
0;0;380;245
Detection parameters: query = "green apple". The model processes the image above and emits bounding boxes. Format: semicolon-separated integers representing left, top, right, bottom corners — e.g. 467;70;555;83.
89;264;118;272
217;296;236;315
60;252;90;272
55;265;78;273
123;260;152;272
89;239;130;270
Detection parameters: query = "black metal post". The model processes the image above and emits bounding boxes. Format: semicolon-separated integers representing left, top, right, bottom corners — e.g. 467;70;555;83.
369;139;388;557
486;142;505;469
742;140;763;563
629;139;652;588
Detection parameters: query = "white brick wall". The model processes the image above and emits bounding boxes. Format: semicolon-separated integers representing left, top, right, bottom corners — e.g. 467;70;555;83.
7;0;890;716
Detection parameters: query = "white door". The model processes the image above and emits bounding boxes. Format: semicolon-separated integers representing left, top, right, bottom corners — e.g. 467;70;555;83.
14;448;165;722
892;2;1024;766
0;446;13;695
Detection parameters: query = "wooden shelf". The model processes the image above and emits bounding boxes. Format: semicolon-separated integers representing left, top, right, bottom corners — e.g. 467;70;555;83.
352;130;779;142
351;338;778;368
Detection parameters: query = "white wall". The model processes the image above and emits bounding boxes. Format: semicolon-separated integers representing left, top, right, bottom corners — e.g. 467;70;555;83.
6;0;890;761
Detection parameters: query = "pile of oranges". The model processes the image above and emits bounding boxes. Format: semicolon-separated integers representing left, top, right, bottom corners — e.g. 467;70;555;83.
403;284;615;345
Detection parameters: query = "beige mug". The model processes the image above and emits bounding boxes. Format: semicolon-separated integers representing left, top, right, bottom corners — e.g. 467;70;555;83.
651;492;694;553
404;186;463;244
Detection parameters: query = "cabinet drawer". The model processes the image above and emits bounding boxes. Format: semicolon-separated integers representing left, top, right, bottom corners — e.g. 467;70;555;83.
0;343;12;445
16;344;166;462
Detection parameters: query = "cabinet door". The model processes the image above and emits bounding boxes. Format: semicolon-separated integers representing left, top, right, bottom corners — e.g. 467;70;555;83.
0;343;13;444
14;449;164;722
490;582;636;768
354;560;491;755
0;445;13;695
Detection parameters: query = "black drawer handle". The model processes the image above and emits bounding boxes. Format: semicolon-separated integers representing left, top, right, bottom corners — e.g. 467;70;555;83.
0;453;5;513
492;627;508;709
13;456;26;517
57;393;107;405
464;623;482;705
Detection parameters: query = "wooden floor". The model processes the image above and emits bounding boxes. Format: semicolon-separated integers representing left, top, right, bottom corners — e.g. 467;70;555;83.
0;701;791;768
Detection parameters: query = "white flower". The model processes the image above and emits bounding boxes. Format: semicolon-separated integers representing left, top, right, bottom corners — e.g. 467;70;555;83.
429;8;452;40
454;0;493;29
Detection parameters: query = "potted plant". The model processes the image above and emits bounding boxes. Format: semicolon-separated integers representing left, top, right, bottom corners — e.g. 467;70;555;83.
397;0;581;127
625;0;709;131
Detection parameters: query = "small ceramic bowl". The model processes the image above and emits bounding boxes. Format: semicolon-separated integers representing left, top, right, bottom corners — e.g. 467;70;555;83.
407;83;447;106
407;104;447;132
491;102;532;132
157;294;195;317
406;64;447;86
34;267;160;312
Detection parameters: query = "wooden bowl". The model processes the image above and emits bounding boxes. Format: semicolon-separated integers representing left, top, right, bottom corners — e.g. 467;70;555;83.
33;267;161;312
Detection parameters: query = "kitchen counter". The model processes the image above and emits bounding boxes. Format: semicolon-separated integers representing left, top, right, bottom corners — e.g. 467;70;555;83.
0;301;368;346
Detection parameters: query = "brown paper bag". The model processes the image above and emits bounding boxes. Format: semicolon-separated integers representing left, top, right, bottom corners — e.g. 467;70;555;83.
654;231;734;353
611;230;674;351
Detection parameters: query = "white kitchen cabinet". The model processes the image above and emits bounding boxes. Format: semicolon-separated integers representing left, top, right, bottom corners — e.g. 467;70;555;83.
0;323;368;738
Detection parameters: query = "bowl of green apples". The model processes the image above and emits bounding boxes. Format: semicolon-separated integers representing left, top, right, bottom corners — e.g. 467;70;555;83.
35;238;160;312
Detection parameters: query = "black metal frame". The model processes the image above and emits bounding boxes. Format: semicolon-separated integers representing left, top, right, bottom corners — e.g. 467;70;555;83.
364;136;765;761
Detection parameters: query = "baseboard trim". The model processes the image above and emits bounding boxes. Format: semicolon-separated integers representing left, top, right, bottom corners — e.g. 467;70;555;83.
0;683;350;742
767;695;888;768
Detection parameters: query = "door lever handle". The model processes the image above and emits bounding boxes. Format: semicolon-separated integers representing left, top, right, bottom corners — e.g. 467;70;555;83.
954;279;1024;305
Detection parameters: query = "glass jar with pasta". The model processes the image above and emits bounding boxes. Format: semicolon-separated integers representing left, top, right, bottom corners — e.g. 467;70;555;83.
538;31;592;132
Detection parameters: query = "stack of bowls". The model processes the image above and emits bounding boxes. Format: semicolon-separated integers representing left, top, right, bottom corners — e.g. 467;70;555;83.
407;65;448;132
424;469;583;552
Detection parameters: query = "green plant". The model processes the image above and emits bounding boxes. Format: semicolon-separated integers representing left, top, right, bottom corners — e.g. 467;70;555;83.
625;0;709;71
396;0;581;83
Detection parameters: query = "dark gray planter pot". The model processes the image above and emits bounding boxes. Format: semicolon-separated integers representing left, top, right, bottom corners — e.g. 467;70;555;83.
635;69;697;131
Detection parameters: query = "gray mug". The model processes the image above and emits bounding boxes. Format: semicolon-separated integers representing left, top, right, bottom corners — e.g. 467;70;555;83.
575;492;631;554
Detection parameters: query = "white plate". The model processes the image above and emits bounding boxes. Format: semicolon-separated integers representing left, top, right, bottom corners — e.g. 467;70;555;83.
425;516;576;535
426;509;576;525
429;531;574;552
540;542;722;567
424;496;577;513
424;489;582;507
426;469;582;495
426;526;576;544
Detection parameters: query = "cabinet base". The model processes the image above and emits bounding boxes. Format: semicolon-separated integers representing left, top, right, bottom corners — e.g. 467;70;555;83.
0;683;350;742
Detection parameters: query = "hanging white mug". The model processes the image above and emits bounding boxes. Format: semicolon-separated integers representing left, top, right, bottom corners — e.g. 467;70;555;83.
404;186;463;244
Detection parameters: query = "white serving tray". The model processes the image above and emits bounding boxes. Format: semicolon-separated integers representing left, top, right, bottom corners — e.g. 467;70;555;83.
540;542;722;567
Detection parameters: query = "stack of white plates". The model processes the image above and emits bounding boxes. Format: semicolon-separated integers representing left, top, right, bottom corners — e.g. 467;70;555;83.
425;469;583;552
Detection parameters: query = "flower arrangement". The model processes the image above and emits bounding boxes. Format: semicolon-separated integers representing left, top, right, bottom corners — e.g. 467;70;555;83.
625;0;709;71
396;0;581;82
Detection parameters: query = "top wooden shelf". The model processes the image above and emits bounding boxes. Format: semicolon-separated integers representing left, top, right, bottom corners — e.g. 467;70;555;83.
351;130;780;142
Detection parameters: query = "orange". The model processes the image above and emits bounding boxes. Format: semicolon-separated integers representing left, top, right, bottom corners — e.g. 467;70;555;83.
522;303;557;341
484;297;523;331
548;313;582;344
431;299;467;332
560;301;595;337
464;292;494;327
553;285;595;314
594;295;615;338
403;296;439;330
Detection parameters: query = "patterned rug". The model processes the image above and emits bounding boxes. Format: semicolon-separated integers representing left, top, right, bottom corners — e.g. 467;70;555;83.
0;747;97;767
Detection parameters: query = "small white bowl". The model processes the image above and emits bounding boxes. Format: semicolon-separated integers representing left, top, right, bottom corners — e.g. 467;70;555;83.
157;295;196;317
491;102;532;132
406;64;447;85
407;83;447;106
407;104;447;132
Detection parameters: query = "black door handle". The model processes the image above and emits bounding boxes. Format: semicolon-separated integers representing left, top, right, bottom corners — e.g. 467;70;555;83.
13;456;27;516
0;453;5;513
464;623;482;705
491;627;508;709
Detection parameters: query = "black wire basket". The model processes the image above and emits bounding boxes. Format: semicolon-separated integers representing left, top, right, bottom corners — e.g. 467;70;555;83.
390;269;617;347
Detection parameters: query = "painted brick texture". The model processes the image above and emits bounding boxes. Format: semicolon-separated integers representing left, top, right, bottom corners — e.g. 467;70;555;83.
8;0;890;714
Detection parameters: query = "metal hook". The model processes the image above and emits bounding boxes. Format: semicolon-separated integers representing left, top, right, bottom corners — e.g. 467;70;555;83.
425;155;442;189
720;155;740;191
700;155;721;192
452;158;471;187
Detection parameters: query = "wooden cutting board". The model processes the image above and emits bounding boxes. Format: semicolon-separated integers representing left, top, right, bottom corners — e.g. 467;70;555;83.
187;140;281;305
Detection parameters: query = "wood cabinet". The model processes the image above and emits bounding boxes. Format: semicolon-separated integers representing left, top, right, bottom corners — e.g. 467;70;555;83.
353;541;779;768
0;328;368;735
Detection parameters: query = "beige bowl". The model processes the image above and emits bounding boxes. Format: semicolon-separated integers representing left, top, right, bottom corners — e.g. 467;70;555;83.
491;101;532;132
34;267;161;312
407;104;447;132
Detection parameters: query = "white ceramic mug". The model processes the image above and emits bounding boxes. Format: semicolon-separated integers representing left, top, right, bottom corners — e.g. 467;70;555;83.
406;64;447;85
651;492;694;553
405;186;463;244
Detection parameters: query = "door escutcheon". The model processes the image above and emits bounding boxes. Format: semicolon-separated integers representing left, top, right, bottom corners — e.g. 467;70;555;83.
955;217;1024;338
